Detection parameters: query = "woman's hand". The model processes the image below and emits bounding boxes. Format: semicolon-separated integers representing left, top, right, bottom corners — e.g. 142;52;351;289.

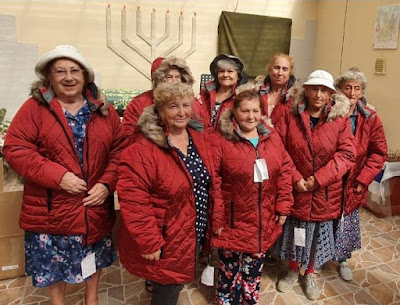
82;183;110;207
214;227;224;236
142;250;161;261
294;179;308;192
305;176;319;191
194;94;203;105
59;172;87;194
275;215;287;226
355;182;365;193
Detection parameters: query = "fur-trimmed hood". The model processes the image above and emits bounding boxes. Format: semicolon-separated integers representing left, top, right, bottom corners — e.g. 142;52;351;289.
291;88;350;122
260;75;300;103
30;80;110;116
152;57;195;88
218;109;273;142
137;104;203;148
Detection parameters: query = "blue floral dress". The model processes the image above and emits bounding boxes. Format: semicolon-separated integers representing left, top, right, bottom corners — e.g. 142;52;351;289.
25;101;116;287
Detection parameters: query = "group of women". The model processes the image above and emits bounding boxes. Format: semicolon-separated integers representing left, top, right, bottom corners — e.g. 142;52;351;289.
3;45;387;305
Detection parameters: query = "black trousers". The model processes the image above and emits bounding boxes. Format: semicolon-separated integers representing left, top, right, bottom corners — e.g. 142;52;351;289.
151;282;184;305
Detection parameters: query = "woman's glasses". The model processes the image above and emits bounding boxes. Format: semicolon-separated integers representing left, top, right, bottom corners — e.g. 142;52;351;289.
51;68;84;78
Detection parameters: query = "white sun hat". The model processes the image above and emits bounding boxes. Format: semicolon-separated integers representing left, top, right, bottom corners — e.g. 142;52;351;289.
35;45;95;82
303;70;336;92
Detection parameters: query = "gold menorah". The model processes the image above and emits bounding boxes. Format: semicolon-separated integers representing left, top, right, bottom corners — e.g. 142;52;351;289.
106;4;197;80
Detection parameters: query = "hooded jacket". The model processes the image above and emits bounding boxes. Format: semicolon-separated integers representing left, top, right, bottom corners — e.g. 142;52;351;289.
211;111;293;253
3;81;124;245
343;98;387;215
275;91;355;222
122;57;195;139
117;105;214;284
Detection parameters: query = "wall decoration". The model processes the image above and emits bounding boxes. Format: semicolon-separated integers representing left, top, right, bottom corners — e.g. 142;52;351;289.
106;5;197;80
103;89;145;116
373;5;400;49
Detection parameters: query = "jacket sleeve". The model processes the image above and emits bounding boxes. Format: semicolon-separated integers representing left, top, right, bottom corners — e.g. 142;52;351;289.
274;115;304;184
274;136;294;216
121;95;145;140
314;118;356;187
3;100;68;189
97;106;127;192
209;134;226;230
117;143;165;255
357;114;388;186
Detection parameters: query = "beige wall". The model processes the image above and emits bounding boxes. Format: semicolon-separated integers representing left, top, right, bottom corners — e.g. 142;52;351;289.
0;0;317;89
315;0;400;151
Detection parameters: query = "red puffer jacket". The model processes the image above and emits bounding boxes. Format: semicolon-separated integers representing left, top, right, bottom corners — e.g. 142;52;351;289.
275;92;355;222
211;111;293;253
193;81;239;132
3;82;124;245
117;106;215;285
259;75;298;125
122;89;153;138
343;98;387;215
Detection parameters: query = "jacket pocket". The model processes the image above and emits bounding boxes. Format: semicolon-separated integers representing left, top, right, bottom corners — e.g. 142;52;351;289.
230;200;234;228
47;189;52;211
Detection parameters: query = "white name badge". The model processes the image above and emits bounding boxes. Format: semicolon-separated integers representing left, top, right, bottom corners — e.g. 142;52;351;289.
254;158;269;182
201;264;215;286
294;227;306;247
81;252;96;279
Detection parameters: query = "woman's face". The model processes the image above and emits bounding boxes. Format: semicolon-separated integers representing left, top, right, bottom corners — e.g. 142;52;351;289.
233;97;261;133
159;96;192;133
166;68;182;83
269;56;291;87
340;80;362;107
304;85;333;111
49;58;85;101
217;65;239;89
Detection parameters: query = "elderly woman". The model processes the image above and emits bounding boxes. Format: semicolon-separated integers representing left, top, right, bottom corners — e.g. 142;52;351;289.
117;82;214;305
122;56;195;137
211;86;293;305
274;70;355;300
193;53;248;131
259;53;298;124
333;68;387;281
3;45;124;305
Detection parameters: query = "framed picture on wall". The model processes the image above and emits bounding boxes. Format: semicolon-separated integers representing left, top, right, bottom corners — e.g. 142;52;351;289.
373;5;400;49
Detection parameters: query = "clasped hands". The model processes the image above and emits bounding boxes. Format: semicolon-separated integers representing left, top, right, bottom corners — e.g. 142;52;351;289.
294;176;319;192
59;172;109;206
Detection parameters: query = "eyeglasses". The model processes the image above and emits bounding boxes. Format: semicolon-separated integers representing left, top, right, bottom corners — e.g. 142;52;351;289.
51;68;84;78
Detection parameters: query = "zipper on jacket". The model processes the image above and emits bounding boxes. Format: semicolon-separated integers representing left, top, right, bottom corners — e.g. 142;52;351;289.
255;148;263;254
83;125;91;246
160;224;167;259
325;187;329;201
47;189;52;211
230;200;234;228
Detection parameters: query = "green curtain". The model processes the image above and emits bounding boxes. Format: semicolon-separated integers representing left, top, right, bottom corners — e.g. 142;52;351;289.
218;11;292;78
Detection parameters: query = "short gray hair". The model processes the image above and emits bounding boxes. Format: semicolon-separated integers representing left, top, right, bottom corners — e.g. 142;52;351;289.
335;67;367;94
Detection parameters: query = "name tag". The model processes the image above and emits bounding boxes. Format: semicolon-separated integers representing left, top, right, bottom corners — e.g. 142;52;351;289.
201;264;215;286
254;158;269;182
81;252;96;279
294;227;306;247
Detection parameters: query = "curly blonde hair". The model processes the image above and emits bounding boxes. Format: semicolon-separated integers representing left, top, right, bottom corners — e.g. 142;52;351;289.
153;82;194;111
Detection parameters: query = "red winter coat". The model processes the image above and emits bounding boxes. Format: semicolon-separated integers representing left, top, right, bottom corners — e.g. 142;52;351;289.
193;81;239;132
259;75;298;125
275;92;355;222
343;98;387;215
211;111;293;253
117;106;215;285
122;89;153;138
3;82;124;245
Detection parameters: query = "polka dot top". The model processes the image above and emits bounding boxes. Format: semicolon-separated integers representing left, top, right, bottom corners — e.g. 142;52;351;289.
63;101;91;169
176;135;211;242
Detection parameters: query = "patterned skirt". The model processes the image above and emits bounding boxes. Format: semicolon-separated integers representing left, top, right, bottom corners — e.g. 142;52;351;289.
273;216;335;270
25;232;116;287
333;208;361;261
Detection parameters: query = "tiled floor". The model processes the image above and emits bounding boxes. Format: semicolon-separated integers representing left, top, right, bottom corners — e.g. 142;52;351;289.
1;208;399;305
